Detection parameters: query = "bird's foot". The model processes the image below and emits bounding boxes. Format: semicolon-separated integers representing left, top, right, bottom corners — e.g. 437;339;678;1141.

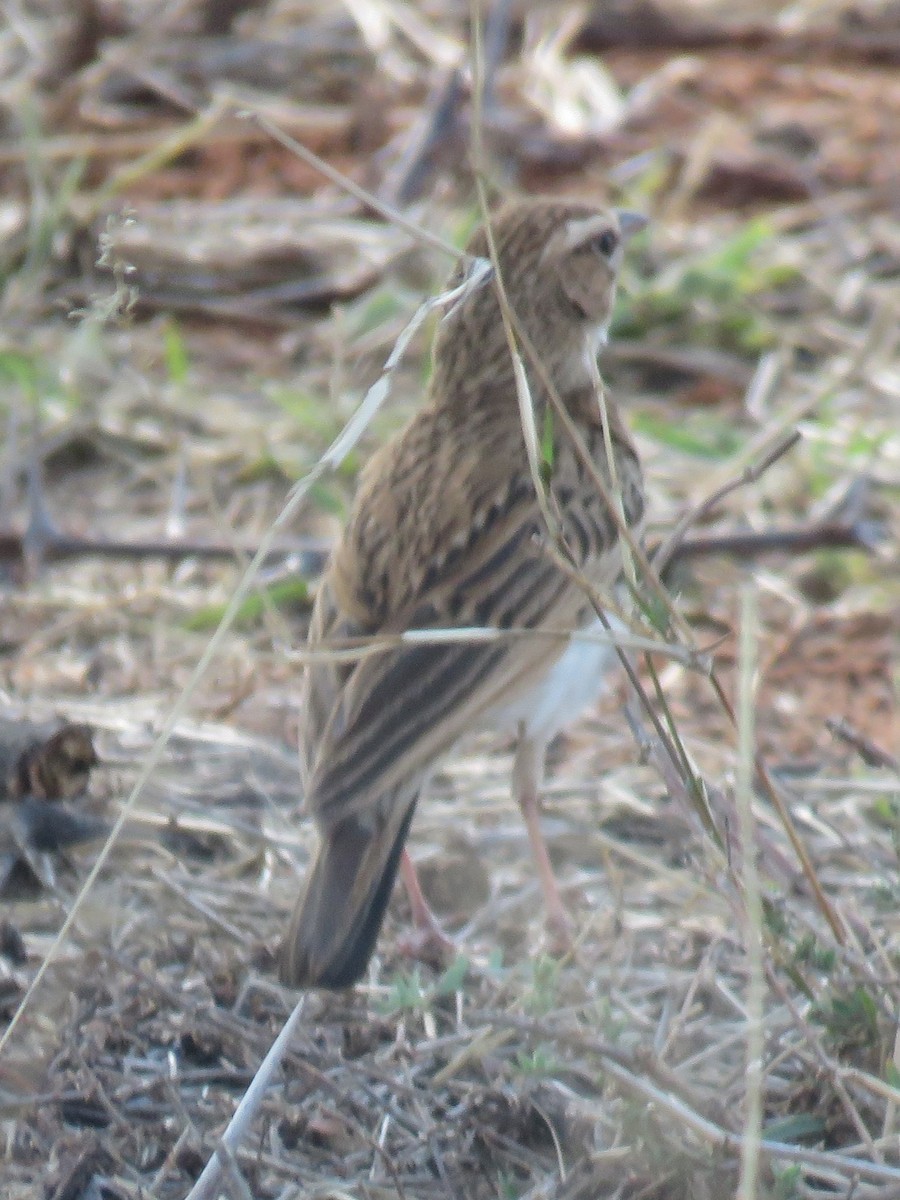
542;907;576;960
395;920;457;971
397;847;457;970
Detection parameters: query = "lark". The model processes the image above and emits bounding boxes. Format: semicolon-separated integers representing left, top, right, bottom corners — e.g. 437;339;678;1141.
281;197;647;989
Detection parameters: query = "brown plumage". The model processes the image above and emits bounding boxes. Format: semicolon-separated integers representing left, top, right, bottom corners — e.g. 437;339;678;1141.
280;197;647;989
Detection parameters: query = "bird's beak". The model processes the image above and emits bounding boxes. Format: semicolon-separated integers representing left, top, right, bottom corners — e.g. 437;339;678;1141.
616;210;649;241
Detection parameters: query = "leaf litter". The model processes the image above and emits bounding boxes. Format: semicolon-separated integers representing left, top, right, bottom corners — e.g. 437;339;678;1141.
0;2;898;1198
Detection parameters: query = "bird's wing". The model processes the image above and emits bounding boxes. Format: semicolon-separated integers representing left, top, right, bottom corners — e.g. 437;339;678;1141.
306;538;566;828
301;427;634;831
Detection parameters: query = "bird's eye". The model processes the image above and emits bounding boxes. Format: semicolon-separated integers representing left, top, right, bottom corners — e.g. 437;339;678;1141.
592;229;618;257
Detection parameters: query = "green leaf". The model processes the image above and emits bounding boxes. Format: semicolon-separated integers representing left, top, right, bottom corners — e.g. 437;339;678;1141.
705;217;774;280
513;1045;557;1075
525;955;561;1015
309;480;346;516
772;1164;802;1199
162;319;189;385
434;955;470;996
352;286;407;335
762;897;789;937
814;985;880;1049
632;589;671;638
0;350;39;397
184;577;310;631
632;412;743;460
267;386;340;438
793;933;836;972
540;405;555;485
380;968;426;1013
234;453;290;485
763;1113;825;1143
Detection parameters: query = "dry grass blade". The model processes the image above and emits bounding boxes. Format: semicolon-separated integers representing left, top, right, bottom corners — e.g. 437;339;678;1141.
81;97;231;218
291;623;702;668
466;1011;900;1187
4;5;898;1196
183;997;307;1200
522;318;846;941
0;251;488;1058
735;587;764;1200
468;11;561;549
599;1055;900;1188
468;4;703;787
247;101;466;262
652;429;801;578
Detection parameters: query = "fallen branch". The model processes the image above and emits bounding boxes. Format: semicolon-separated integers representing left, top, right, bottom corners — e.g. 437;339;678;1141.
0;527;329;571
0;502;880;579
825;717;900;774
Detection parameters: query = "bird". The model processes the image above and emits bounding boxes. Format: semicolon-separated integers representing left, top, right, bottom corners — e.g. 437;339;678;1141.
280;196;648;989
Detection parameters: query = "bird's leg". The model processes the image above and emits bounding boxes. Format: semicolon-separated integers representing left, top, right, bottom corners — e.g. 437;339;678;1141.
396;849;455;964
399;849;438;931
512;728;571;947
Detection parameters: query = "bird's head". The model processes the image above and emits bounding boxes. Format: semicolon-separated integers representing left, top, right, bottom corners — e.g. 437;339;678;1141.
436;198;646;395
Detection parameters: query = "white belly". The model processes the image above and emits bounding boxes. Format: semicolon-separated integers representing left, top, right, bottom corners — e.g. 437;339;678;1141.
493;614;624;744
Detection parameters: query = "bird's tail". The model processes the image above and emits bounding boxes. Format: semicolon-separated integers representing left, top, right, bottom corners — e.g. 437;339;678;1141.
279;801;416;989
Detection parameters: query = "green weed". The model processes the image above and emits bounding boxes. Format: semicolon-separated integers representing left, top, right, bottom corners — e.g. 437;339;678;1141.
614;217;796;355
512;1045;557;1076
380;956;471;1014
161;319;190;385
184;577;310;631
524;955;561;1016
813;985;880;1056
